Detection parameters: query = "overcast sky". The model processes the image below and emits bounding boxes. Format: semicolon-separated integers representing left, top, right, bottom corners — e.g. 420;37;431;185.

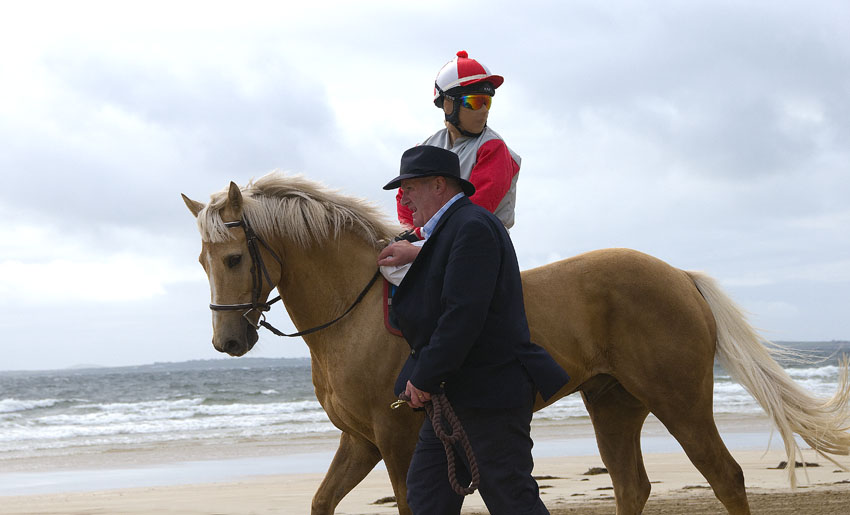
1;1;847;371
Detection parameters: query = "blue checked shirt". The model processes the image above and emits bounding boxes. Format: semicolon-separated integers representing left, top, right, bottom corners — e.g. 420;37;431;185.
421;193;465;240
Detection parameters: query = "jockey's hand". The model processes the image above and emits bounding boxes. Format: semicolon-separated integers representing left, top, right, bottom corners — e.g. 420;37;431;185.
405;380;431;409
377;240;421;267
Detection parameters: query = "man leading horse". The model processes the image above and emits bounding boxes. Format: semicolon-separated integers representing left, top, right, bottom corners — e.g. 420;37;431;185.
378;145;570;515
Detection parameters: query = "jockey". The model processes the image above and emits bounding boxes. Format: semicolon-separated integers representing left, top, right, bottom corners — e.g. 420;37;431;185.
379;51;522;285
395;50;522;237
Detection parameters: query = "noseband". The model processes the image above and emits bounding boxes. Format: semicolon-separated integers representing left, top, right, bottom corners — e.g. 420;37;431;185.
209;218;380;338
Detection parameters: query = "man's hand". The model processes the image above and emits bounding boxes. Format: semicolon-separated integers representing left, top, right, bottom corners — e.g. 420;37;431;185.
377;240;421;267
404;380;431;408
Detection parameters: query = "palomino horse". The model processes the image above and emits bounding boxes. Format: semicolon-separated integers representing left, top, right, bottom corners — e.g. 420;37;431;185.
183;173;850;515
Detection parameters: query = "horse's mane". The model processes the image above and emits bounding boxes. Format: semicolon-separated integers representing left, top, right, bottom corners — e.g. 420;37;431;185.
196;172;401;249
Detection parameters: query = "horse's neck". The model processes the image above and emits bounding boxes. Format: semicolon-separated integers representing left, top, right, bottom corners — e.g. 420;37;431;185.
275;231;378;347
274;231;402;419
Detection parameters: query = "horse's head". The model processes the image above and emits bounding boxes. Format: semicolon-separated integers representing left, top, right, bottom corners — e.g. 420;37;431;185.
182;182;280;357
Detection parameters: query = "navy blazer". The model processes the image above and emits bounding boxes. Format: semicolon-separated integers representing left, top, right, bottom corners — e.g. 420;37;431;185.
392;196;569;409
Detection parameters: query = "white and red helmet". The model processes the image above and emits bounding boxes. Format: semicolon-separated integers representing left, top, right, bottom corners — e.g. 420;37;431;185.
433;50;504;106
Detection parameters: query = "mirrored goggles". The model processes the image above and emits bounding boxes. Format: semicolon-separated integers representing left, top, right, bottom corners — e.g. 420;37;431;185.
456;94;492;111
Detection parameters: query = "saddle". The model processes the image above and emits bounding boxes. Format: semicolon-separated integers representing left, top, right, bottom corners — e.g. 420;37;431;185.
382;230;420;338
383;279;404;337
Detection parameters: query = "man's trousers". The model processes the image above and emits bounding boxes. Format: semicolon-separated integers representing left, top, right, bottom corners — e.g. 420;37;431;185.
406;393;549;515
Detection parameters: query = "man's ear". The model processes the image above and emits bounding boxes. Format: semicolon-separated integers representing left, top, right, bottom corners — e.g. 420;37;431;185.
434;175;461;195
432;175;447;192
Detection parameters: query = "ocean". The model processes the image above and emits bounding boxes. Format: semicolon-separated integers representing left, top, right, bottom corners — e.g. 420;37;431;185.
0;358;327;460
1;341;847;494
2;341;847;462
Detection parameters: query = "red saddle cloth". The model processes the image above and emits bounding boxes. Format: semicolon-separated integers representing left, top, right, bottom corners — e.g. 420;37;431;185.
383;279;403;337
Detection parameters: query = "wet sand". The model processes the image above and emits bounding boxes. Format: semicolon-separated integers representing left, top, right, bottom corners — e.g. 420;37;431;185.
2;448;849;514
2;416;849;514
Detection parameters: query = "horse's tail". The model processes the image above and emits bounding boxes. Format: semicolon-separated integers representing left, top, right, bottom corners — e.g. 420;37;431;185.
687;270;850;487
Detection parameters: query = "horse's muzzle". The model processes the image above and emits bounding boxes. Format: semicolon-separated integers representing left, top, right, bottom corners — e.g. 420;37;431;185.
215;323;259;357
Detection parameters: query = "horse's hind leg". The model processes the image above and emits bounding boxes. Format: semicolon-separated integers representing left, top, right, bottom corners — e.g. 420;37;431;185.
623;356;750;513
311;431;382;515
653;405;750;514
582;375;651;515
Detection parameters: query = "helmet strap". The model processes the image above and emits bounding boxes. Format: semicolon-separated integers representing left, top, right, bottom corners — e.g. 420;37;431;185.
444;95;485;138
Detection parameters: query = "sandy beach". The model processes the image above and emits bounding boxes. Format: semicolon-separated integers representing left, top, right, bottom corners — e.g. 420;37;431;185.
2;449;849;514
2;416;850;514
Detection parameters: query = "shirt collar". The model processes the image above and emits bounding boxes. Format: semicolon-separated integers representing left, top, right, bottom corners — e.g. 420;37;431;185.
421;192;464;239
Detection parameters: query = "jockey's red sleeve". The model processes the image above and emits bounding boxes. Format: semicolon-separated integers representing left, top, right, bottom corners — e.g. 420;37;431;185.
395;190;422;238
394;140;518;228
396;188;413;227
466;139;519;213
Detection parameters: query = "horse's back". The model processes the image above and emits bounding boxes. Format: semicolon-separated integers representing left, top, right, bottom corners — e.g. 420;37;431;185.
521;248;717;398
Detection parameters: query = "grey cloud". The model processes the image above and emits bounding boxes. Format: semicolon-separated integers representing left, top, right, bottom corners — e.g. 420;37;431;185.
0;43;345;233
2;1;848;371
508;1;849;184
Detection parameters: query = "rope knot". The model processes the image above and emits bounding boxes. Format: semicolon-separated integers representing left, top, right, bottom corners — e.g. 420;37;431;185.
426;393;480;496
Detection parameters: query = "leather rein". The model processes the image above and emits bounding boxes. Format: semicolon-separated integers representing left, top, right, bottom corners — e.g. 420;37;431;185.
209;219;380;338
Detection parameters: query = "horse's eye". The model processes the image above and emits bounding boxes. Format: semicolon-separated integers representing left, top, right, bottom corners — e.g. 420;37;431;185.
226;254;242;268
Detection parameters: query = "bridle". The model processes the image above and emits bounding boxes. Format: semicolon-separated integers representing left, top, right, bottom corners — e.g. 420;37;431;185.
209;218;380;338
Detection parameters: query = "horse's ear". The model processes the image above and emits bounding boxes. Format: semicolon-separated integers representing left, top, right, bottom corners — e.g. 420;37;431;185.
227;182;244;217
181;193;205;218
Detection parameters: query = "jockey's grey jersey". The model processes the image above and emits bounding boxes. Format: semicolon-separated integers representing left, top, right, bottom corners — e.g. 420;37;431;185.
422;126;521;229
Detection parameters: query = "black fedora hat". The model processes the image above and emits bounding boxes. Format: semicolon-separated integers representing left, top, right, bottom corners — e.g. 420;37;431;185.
383;146;476;196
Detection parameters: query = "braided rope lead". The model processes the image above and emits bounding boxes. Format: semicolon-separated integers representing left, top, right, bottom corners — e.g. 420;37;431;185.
426;393;480;496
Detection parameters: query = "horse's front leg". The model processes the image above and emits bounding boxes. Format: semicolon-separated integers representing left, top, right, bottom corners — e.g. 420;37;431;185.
374;411;422;515
311;431;382;515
